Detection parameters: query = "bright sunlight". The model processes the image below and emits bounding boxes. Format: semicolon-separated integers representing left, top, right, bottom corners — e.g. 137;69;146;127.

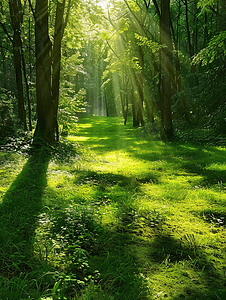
1;0;226;299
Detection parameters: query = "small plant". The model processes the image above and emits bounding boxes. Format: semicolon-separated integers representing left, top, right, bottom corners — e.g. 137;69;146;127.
118;206;166;233
0;88;20;138
35;207;101;297
202;211;226;228
180;233;199;251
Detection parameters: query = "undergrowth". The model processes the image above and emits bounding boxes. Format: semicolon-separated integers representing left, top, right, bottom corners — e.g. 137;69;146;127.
1;117;226;299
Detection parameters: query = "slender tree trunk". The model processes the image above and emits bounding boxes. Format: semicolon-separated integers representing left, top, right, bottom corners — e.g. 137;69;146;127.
137;46;145;126
119;75;127;124
193;0;198;54
131;86;138;127
52;0;66;142
185;0;193;57
124;94;129;125
0;48;7;89
21;44;32;131
184;0;196;73
145;52;157;123
9;0;27;131
204;12;208;47
169;11;180;93
160;0;173;138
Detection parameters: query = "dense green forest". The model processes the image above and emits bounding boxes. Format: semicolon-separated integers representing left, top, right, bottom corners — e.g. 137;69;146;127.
1;0;226;299
0;0;226;143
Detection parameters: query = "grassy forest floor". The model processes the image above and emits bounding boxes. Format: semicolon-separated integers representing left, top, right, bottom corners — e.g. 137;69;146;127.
1;116;226;300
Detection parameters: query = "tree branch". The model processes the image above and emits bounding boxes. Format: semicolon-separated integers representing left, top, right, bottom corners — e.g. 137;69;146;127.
63;0;72;32
0;22;13;43
152;0;161;18
27;0;36;20
143;0;151;10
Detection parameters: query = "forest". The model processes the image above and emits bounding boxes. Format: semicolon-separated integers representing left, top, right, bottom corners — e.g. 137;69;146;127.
0;0;226;299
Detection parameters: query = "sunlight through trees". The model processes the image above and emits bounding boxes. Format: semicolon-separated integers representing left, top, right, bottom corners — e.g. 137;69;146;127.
0;0;226;142
1;1;226;299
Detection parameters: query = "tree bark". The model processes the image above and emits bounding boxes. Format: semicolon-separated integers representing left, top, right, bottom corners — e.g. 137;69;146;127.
9;0;27;131
137;46;145;126
34;0;70;143
34;0;53;143
184;0;196;73
52;0;66;142
160;0;173;138
21;44;32;131
131;86;138;127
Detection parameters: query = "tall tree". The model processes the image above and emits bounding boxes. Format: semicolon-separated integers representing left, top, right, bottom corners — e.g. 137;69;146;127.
160;0;174;137
34;0;71;143
9;0;27;130
152;0;174;137
34;0;52;142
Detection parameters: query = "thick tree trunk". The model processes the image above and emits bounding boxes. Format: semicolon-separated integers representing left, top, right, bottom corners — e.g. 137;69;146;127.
34;0;70;143
9;0;27;131
34;0;53;143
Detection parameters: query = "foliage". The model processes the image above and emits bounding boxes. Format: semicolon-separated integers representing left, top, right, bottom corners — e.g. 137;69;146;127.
2;117;226;299
58;87;87;135
192;31;226;66
197;0;216;13
35;206;101;297
0;88;19;138
0;0;226;141
134;33;163;53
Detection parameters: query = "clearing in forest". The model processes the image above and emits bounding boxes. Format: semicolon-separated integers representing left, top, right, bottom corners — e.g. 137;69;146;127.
1;116;226;300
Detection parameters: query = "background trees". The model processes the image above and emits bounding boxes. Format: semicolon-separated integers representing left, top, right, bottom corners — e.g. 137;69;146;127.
0;0;226;144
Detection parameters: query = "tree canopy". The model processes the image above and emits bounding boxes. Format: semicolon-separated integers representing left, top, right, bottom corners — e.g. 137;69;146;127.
0;0;226;143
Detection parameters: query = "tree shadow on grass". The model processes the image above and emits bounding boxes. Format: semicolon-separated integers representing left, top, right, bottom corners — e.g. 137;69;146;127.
74;169;159;190
86;216;226;300
70;118;226;299
146;233;226;300
130;140;226;189
0;149;50;274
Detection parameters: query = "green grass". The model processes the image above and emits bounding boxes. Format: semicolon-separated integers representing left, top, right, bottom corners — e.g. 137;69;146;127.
1;116;226;299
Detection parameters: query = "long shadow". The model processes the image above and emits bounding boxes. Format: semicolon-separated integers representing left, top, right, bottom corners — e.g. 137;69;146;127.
74;169;159;188
130;140;226;189
76;118;226;194
75;116;137;152
74;118;226;298
147;233;226;300
77;118;226;187
0;149;50;273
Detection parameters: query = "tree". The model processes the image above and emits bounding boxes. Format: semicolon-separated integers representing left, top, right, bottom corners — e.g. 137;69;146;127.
151;0;174;137
34;0;71;143
9;0;27;130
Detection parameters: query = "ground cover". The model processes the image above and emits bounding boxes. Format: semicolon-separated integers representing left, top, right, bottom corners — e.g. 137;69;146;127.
0;116;226;299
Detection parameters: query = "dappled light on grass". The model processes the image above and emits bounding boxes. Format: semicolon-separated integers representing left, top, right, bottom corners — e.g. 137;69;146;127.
1;117;226;299
70;117;226;299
